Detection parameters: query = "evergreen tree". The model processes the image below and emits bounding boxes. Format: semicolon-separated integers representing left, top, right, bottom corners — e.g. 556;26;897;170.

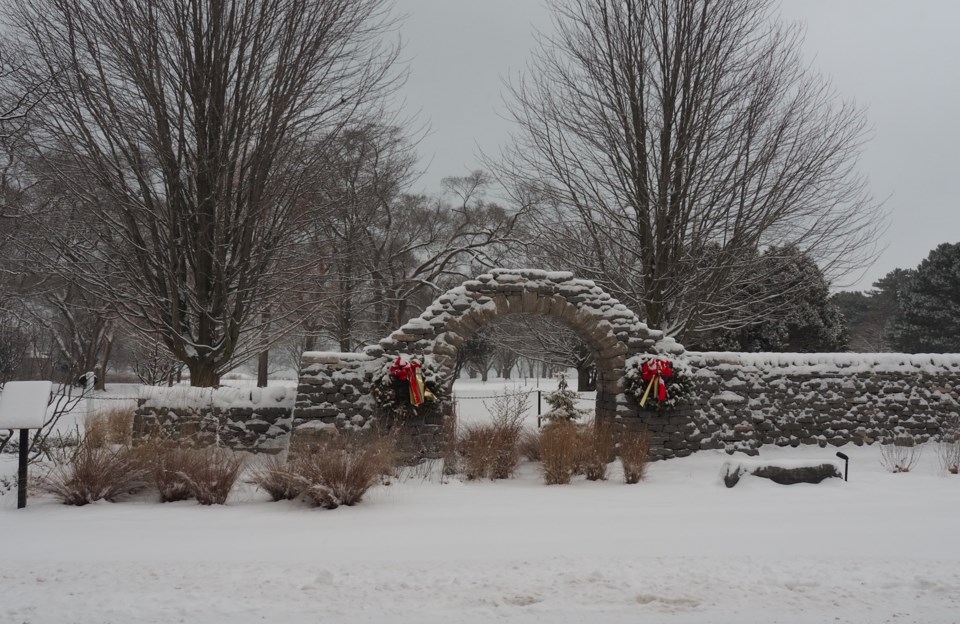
692;247;847;352
890;243;960;352
542;374;588;423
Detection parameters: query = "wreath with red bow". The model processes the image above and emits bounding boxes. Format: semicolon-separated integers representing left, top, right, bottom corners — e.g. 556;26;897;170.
371;355;445;418
624;355;689;411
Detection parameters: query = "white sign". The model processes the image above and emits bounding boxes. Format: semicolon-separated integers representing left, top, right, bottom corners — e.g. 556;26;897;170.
0;381;53;429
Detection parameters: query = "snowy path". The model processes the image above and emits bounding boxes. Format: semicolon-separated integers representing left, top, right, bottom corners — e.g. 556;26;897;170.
2;444;958;623
2;379;958;622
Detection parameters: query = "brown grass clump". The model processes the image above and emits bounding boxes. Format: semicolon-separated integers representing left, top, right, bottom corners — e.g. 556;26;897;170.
540;421;581;485
518;429;542;462
456;391;527;480
38;443;148;505
618;429;651;484
578;420;614;482
84;406;135;447
178;447;246;505
148;446;205;502
293;432;396;509
247;454;301;501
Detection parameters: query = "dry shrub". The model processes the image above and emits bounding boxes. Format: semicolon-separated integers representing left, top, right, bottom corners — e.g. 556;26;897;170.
879;441;922;473
148;446;205;502
247;454;301;501
441;402;460;475
938;427;960;475
618;429;651;484
578;420;614;482
293;432;396;509
540;422;580;485
938;441;960;475
38;443;148;505
458;424;499;480
171;447;246;505
84;406;135;447
456;391;527;480
519;429;542;461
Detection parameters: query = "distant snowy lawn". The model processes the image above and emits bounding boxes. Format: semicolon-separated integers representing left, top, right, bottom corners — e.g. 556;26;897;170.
0;378;957;623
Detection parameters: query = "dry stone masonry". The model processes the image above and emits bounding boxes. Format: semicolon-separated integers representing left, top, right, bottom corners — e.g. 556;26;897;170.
132;386;295;453
639;352;960;460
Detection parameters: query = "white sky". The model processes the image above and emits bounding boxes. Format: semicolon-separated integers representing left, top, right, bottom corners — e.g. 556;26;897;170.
397;0;960;290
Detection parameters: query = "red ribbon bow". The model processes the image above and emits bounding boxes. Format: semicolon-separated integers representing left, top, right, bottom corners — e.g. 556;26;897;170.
390;357;425;406
640;358;673;405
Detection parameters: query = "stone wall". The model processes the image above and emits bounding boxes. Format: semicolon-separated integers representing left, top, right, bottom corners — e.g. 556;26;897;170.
132;386;295;454
637;353;960;459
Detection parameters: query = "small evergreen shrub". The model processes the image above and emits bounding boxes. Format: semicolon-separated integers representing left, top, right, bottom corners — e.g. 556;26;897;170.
541;374;589;423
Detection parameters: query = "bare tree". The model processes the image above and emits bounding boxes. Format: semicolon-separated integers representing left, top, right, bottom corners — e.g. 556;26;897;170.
2;0;401;385
498;0;882;341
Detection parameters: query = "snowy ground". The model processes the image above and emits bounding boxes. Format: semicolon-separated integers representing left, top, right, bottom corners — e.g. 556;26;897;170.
1;378;958;623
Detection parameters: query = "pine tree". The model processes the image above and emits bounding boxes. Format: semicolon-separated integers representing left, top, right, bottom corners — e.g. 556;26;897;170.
890;243;960;352
542;374;588;423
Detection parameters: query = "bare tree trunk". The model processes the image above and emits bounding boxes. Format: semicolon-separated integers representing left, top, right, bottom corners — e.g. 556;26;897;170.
257;311;271;388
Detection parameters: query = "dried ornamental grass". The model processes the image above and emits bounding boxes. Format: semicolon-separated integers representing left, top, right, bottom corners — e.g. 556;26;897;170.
88;406;135;446
38;443;148;505
618;429;651;484
178;447;246;505
293;433;397;509
540;422;580;485
247;454;301;501
578;421;614;482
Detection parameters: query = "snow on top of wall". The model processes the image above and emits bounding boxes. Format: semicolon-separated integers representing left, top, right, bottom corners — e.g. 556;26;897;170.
302;351;372;361
687;351;960;374
141;385;297;410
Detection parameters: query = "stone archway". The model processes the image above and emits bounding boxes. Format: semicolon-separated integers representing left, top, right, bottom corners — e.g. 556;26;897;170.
293;269;674;452
372;269;664;420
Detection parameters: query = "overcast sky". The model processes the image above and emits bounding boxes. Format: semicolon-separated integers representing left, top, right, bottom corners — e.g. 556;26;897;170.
397;0;960;290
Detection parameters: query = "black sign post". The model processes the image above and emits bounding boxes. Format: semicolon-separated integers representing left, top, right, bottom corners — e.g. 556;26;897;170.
0;381;55;510
17;428;29;509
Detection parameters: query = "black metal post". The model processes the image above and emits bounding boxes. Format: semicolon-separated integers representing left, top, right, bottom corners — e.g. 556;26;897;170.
17;428;28;509
537;390;542;428
836;451;849;482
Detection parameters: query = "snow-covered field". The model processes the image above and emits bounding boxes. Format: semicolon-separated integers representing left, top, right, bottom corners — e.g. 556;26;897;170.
1;378;958;623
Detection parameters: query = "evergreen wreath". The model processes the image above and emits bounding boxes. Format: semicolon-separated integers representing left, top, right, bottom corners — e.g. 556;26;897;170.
624;355;691;411
371;355;446;418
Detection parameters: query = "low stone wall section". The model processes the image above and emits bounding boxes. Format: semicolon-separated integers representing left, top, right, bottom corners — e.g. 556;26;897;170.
637;353;960;459
132;386;295;454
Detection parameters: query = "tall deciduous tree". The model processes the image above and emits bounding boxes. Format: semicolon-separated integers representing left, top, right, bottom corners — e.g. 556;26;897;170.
499;0;882;341
3;0;400;385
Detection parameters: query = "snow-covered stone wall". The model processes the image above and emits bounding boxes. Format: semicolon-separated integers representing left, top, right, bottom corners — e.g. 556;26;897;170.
641;352;960;459
133;386;296;453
